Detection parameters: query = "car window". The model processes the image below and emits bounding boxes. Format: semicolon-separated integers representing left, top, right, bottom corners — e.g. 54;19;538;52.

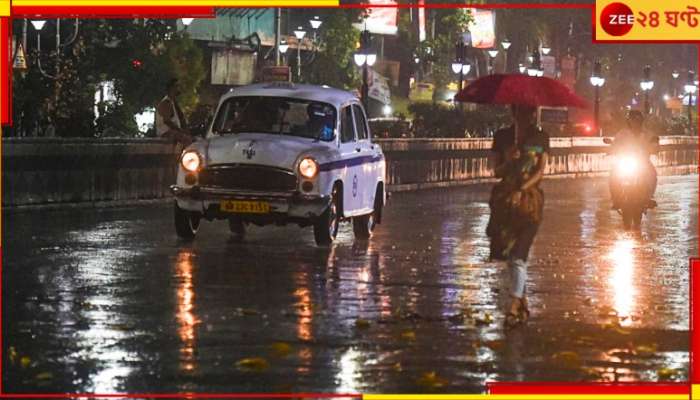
340;106;355;143
212;96;336;141
352;105;369;140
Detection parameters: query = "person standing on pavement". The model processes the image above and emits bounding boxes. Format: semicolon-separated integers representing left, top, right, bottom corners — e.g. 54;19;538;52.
156;78;193;146
487;104;550;328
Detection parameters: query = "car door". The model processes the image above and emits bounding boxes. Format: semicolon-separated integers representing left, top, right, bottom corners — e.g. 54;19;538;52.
338;104;361;215
351;103;376;213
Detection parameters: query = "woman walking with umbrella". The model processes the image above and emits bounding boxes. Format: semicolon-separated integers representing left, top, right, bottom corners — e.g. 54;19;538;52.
455;74;587;328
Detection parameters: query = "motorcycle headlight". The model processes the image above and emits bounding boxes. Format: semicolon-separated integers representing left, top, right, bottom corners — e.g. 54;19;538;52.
616;155;638;177
181;151;202;172
299;157;319;179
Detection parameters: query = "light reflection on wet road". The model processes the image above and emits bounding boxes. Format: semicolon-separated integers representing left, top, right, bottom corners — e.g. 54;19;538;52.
3;175;696;394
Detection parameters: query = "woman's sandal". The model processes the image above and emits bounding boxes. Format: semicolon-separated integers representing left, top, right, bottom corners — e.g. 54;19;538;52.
518;299;530;323
504;299;529;329
504;311;521;329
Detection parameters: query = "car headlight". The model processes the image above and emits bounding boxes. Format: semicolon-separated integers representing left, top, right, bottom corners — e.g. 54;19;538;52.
181;151;202;172
616;155;638;178
299;157;319;179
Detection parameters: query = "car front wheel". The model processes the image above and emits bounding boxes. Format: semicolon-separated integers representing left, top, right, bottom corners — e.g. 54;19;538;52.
228;217;246;240
314;186;340;246
174;201;201;240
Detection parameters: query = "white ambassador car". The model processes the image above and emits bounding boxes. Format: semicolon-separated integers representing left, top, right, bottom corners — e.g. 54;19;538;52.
170;82;386;245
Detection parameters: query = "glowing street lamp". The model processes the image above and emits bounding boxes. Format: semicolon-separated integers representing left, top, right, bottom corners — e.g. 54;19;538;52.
487;49;498;74
354;27;375;113
31;20;46;31
500;39;511;72
181;18;194;27
309;16;322;30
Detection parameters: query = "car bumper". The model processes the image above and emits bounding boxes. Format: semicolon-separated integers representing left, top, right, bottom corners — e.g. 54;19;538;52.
170;185;331;219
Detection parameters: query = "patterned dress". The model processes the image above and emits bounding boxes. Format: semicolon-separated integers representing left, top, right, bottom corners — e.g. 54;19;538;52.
487;124;550;261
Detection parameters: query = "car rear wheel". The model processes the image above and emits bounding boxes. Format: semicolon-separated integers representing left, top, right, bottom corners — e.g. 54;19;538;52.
353;187;382;240
352;213;375;240
174;201;200;240
314;186;340;246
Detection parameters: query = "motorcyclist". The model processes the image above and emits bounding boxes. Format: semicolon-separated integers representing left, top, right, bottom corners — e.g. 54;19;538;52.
609;110;659;210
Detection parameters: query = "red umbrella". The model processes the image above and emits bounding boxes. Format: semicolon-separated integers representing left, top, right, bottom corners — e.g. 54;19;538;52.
455;74;589;108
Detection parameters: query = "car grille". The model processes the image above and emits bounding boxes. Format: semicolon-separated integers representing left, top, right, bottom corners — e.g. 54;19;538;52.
199;164;298;192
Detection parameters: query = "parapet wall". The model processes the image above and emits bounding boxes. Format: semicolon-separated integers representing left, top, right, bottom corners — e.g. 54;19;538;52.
2;136;697;207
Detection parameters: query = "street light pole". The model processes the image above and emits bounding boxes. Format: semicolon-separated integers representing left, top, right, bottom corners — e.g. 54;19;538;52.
590;60;605;136
354;27;375;114
362;62;369;111
641;65;654;114
685;70;697;135
501;39;511;73
293;26;306;82
275;8;281;66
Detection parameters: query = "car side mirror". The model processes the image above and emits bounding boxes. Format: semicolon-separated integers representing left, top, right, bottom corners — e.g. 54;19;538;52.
603;138;613;145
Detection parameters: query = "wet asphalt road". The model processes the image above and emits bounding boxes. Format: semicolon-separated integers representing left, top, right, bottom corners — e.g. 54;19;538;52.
2;175;697;394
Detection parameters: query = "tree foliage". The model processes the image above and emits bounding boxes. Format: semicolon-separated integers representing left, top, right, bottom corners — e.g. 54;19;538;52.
303;9;363;90
11;19;205;137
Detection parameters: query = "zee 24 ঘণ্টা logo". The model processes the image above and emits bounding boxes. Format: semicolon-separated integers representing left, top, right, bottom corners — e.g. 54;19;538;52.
598;1;700;39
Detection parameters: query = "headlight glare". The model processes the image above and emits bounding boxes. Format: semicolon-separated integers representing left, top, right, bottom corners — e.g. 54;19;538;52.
616;155;638;177
181;151;201;172
299;157;319;179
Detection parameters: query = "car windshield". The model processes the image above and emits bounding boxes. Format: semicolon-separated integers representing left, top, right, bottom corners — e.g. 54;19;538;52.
212;96;336;141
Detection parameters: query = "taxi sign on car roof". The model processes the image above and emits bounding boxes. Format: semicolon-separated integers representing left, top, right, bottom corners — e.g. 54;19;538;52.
262;66;292;83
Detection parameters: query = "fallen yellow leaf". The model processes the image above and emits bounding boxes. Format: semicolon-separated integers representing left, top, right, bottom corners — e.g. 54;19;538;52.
657;367;678;381
474;313;493;326
635;344;658;358
35;372;53;380
551;351;581;369
483;340;505;351
270;342;292;358
613;326;631;335
8;347;17;365
236;357;270;372
355;319;371;329
416;371;448;390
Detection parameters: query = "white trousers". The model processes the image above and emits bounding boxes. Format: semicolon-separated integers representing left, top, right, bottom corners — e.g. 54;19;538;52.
508;258;528;298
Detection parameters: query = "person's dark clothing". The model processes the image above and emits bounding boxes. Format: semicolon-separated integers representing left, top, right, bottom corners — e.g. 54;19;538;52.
487;124;550;261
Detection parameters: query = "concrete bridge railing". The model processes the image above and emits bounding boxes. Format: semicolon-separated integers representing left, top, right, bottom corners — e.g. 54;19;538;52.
375;136;698;191
2;136;697;208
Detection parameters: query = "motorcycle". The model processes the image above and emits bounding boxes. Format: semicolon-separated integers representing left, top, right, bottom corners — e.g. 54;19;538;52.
603;137;655;230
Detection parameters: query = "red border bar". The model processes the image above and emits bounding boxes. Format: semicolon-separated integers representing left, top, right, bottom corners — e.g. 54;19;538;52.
488;382;689;395
13;6;216;18
339;3;591;8
692;258;700;383
1;18;8;126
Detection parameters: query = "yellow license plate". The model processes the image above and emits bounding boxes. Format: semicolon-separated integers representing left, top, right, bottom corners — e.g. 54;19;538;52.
220;200;270;214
